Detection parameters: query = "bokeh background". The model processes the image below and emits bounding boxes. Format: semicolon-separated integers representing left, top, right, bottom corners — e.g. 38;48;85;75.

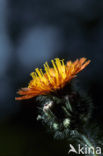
0;0;103;155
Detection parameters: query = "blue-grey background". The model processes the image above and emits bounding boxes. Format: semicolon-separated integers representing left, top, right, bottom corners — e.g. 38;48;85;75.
0;0;103;155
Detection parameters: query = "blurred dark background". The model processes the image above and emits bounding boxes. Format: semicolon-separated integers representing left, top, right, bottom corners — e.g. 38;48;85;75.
0;0;103;155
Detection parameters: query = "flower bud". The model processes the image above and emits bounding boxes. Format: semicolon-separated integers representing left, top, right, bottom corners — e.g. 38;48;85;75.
63;118;70;128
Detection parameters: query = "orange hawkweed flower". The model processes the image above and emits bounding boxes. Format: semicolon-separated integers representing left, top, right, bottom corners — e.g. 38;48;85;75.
16;58;90;100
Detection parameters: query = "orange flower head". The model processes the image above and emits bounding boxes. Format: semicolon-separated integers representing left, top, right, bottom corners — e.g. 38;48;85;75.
16;58;90;100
